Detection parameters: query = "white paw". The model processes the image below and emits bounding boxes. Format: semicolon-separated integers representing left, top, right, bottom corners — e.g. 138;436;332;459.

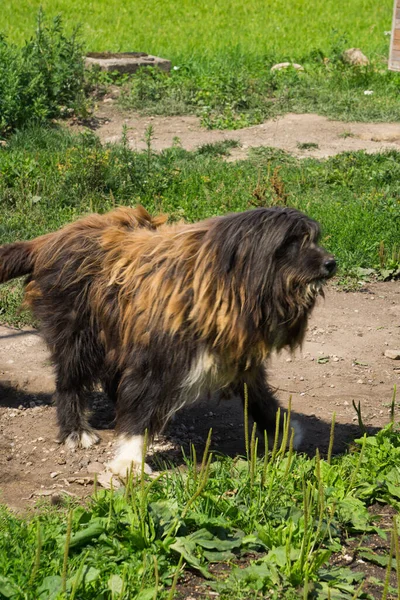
107;456;153;478
64;429;100;450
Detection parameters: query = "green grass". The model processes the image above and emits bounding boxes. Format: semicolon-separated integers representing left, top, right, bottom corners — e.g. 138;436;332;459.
2;8;400;135
1;418;400;599
1;1;393;63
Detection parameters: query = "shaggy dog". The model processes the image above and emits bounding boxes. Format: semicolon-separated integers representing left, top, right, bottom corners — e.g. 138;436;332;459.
0;205;336;476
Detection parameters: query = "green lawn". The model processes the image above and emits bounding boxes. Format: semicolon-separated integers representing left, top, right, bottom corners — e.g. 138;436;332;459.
2;0;393;64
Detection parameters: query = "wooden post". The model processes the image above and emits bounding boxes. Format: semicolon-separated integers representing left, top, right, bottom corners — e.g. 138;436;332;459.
389;0;400;71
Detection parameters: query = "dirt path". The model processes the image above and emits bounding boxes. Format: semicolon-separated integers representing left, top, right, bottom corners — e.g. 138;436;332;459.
1;281;399;510
85;107;400;158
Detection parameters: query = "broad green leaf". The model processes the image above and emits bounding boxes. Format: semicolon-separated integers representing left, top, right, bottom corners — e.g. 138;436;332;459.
68;519;107;549
359;549;398;570
107;574;123;595
67;566;100;590
149;500;179;537
0;576;19;599
170;537;211;579
337;497;373;532
36;575;63;600
189;528;242;551
203;549;235;562
136;589;157;600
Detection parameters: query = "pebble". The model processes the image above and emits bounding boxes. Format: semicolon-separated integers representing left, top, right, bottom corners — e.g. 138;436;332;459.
87;462;105;474
385;349;400;360
357;379;364;384
50;472;59;479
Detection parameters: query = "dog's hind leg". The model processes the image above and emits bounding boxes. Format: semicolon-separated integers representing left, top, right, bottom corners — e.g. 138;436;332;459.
50;330;102;450
55;384;100;450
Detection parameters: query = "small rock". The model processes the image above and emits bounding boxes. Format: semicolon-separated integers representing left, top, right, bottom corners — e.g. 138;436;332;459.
357;379;364;384
50;472;60;479
342;48;369;66
57;457;67;465
87;462;105;474
385;349;400;360
271;62;304;72
97;471;122;489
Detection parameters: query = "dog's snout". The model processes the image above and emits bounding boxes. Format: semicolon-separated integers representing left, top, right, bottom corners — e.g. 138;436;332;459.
323;258;337;277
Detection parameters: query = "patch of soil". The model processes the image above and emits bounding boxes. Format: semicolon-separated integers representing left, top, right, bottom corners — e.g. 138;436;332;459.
0;281;399;510
69;104;400;159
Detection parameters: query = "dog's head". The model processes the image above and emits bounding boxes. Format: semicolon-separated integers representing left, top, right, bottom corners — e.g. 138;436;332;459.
206;207;336;351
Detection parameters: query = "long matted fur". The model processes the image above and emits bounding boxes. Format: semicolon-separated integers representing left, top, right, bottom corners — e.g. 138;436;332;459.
0;205;336;476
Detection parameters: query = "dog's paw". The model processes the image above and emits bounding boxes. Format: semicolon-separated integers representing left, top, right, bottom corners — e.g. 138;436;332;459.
63;429;100;450
107;456;153;478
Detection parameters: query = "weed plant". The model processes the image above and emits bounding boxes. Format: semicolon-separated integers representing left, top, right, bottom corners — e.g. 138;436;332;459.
0;10;85;137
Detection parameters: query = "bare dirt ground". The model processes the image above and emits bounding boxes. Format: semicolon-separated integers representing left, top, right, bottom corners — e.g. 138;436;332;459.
1;281;399;510
79;103;400;158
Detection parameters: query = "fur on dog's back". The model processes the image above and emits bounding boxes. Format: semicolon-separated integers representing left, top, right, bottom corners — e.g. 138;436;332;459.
0;205;166;286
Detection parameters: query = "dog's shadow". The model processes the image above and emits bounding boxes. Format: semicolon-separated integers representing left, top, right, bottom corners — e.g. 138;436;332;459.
0;381;379;463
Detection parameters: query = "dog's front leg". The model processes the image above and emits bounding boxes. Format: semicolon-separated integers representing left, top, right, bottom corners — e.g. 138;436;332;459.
232;364;303;450
106;362;175;478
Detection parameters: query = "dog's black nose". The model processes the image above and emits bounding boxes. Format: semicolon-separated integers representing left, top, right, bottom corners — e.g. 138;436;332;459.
323;258;337;276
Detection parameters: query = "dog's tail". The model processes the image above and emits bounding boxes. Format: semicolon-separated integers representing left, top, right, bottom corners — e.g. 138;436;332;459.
0;233;52;283
0;240;38;283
